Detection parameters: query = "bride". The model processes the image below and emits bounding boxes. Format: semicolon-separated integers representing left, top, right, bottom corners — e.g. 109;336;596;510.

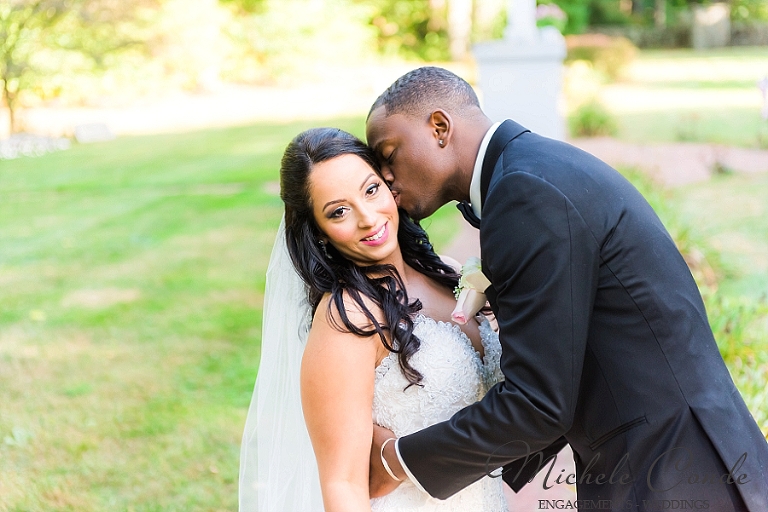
239;127;508;512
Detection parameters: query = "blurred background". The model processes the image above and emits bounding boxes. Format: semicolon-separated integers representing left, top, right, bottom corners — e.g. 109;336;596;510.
1;0;766;510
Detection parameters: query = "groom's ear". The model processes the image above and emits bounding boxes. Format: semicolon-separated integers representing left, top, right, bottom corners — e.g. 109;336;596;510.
428;109;452;148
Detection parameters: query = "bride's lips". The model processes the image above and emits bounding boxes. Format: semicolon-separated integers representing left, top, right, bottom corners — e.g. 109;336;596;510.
360;222;389;246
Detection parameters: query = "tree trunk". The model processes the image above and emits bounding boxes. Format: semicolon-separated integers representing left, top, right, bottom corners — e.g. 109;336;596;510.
2;79;16;135
655;0;666;27
448;0;473;61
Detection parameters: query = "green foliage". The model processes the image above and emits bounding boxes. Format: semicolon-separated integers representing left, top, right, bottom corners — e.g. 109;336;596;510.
222;0;378;84
552;0;591;34
473;0;507;43
223;0;453;70
706;293;768;360
566;34;637;80
1;1;72;131
0;0;157;133
537;1;569;33
731;0;768;23
365;0;450;61
568;100;618;137
219;0;266;14
703;289;768;434
587;0;632;26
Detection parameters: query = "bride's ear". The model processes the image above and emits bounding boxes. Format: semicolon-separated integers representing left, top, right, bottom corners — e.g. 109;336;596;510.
429;110;452;148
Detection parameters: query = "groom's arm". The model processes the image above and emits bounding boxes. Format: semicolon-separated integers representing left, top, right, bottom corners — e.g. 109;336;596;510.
397;173;600;499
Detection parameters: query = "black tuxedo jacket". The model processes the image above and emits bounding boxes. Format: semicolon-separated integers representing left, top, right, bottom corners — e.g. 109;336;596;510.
398;120;768;510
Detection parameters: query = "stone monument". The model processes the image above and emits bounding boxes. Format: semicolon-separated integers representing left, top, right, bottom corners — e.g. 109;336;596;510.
692;3;731;50
473;0;566;140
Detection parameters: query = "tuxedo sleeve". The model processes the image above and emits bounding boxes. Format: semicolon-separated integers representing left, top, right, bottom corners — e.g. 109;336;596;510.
397;172;600;499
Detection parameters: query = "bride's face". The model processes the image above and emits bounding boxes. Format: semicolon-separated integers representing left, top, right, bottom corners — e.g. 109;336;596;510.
309;154;400;267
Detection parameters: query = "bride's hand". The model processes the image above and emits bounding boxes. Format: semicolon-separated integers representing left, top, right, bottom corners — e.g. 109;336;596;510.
369;424;405;498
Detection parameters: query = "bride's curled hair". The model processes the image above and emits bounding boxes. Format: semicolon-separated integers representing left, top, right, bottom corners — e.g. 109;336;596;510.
280;127;459;386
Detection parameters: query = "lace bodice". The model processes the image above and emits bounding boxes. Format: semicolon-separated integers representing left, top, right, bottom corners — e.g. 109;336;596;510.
370;315;508;512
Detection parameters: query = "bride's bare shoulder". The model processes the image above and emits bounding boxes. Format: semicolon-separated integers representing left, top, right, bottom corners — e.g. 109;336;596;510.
301;291;384;387
312;291;385;334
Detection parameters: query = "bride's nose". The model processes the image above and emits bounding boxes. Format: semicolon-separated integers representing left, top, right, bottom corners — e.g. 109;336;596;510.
357;205;377;229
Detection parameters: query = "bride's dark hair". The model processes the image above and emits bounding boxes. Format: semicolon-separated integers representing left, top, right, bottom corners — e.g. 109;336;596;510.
281;127;459;386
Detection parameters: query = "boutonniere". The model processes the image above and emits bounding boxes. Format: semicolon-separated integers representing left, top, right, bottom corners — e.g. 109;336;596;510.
451;257;491;325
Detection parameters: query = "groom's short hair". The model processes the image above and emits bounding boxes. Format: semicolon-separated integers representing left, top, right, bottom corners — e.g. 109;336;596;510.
368;66;481;120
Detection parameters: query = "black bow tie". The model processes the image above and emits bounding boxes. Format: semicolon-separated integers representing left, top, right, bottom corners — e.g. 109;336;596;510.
457;201;480;229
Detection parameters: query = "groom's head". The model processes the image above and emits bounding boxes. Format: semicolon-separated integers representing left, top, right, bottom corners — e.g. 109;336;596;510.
366;66;491;220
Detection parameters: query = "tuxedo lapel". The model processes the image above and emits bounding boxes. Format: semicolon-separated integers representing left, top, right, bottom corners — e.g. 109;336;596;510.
479;120;530;208
478;120;528;311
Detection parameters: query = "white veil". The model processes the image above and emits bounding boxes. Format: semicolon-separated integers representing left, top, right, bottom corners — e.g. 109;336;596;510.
239;216;324;511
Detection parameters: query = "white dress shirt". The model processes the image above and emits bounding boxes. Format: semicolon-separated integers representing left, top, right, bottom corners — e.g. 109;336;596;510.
467;122;502;220
392;121;502;493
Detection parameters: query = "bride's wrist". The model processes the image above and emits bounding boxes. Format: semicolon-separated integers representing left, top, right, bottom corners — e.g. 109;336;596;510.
380;437;405;481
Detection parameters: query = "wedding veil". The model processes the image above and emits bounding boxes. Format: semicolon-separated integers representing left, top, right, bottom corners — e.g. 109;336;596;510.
239;216;324;511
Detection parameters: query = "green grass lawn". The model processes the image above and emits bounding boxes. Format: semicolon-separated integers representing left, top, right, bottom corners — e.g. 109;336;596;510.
606;47;768;148
1;116;765;511
0;117;458;511
676;172;768;299
616;108;768;148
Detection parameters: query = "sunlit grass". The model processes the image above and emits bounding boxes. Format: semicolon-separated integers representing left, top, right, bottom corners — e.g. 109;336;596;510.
569;46;768;148
0;116;460;511
675;172;768;298
615;108;768;148
1;114;765;511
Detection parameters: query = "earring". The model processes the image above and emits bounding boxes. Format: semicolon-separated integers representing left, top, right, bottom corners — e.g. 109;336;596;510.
318;239;331;259
438;139;444;146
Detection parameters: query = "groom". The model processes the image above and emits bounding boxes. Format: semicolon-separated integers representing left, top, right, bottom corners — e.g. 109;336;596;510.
365;67;768;510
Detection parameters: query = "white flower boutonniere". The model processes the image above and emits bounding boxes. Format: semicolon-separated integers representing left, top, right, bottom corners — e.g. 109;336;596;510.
451;257;491;325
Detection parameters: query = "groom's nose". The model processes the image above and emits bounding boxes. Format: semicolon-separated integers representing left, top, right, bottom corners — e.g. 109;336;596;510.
380;167;395;187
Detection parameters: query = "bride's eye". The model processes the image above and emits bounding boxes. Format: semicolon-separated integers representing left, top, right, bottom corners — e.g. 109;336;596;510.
365;183;380;196
329;206;347;218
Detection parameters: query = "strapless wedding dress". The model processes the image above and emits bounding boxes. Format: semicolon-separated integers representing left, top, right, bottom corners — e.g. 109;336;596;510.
370;315;509;512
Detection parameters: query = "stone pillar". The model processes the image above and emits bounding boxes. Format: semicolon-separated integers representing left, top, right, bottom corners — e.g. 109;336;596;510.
505;0;537;42
692;3;731;50
473;0;566;140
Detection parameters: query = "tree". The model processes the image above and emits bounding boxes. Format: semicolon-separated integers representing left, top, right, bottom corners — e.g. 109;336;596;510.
365;0;450;60
1;1;70;134
0;0;156;135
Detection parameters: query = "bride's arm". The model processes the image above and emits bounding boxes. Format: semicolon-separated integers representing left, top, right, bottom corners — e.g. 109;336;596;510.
301;295;381;512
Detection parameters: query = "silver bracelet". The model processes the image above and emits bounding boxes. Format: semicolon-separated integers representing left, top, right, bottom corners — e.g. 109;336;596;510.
380;437;403;482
